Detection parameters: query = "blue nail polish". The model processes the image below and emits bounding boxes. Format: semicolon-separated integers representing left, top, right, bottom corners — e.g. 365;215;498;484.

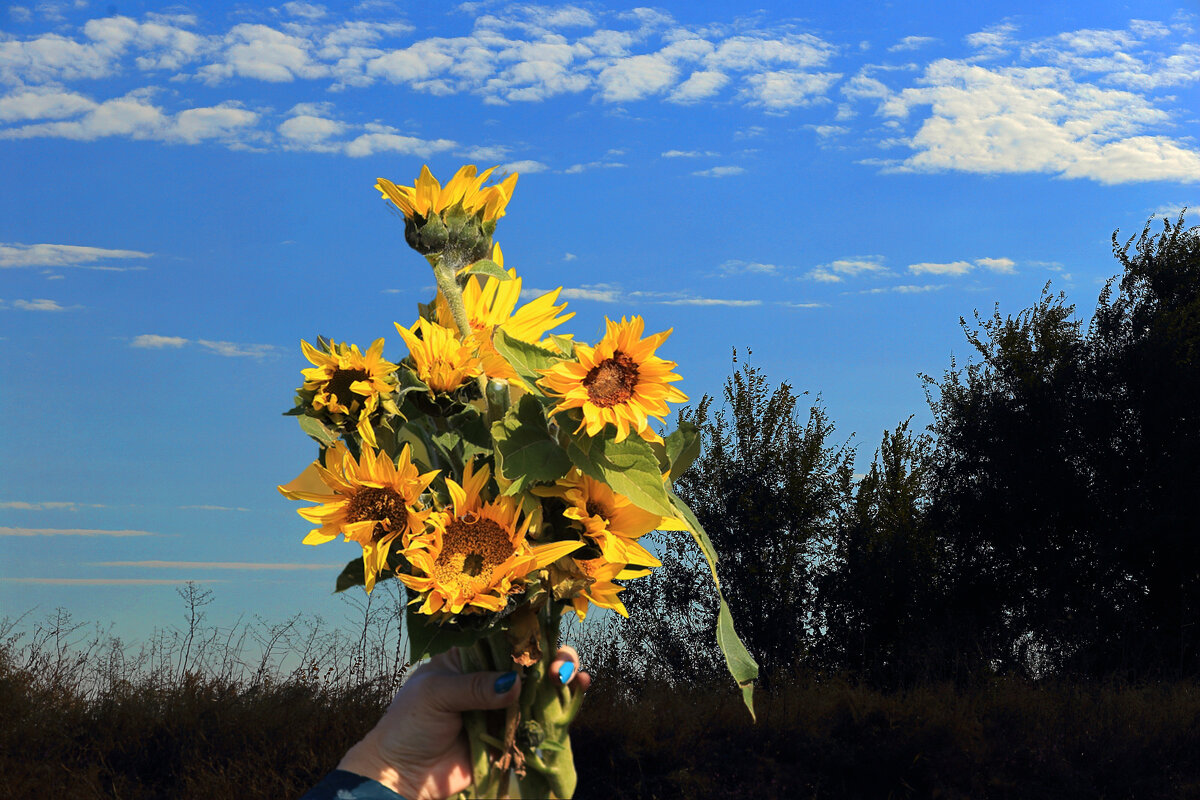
494;671;517;693
557;661;575;685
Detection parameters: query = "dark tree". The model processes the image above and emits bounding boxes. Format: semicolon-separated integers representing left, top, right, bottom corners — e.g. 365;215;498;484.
813;418;941;686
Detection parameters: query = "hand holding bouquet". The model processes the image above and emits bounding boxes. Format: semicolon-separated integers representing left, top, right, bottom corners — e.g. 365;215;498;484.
279;165;757;798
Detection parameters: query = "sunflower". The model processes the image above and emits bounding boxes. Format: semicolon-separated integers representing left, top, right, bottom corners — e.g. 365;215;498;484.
376;165;518;223
538;316;688;444
548;556;650;619
535;468;688;568
298;338;398;449
434;244;574;382
394;317;483;394
278;442;439;593
399;460;582;617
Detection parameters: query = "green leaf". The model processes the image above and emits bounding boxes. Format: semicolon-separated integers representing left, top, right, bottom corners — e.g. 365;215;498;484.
664;421;702;482
298;415;338;447
718;597;758;721
566;429;675;518
431;407;492;473
396;365;431;399
461;258;510;281
492;395;571;494
491;328;561;392
334;557;395;593
669;489;759;721
548;334;575;358
406;604;486;661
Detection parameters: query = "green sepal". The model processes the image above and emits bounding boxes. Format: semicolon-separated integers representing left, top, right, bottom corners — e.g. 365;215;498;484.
283;406;304;416
491;395;572;495
334;557;396;594
565;425;675;518
298;415;338;447
492;328;561;395
461;258;510;281
396;365;432;399
668;489;759;721
664;420;702;482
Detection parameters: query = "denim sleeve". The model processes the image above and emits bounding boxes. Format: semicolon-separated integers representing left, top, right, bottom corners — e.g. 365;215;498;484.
299;769;409;800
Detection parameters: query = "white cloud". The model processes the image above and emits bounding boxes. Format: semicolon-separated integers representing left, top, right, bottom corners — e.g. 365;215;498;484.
278;113;344;148
597;53;678;102
0;527;157;536
668;69;728;102
662;149;717;158
908;260;973;276
806;256;890;282
562;160;625;174
692;165;744;177
0;578;225;585
500;159;547;173
889;36;937;53
740;70;840;109
540;284;622;302
658;296;760;307
857;284;947;294
9;6;33;23
0;242;152;268
196;339;279;358
343;131;458;158
199;23;328;83
705;34;835;72
131;334;187;348
0;86;96;121
12;298;71;311
965;22;1018;59
975;256;1016;273
720;260;782;275
0;91;259;146
178;505;250;511
881;59;1200;184
779;301;828;308
283;2;327;20
563;252;577;261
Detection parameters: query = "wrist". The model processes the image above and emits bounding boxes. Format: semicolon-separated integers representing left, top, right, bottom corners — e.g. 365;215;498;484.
337;738;417;799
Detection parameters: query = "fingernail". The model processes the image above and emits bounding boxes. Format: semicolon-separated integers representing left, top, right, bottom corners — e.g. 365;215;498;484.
557;661;575;685
494;671;517;694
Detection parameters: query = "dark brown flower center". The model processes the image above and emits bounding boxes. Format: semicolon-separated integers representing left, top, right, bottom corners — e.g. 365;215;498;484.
326;368;371;409
582;352;639;408
345;487;408;542
585;501;607;519
433;512;515;589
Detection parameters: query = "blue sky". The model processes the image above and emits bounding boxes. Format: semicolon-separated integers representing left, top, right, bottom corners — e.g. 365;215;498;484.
2;0;1197;643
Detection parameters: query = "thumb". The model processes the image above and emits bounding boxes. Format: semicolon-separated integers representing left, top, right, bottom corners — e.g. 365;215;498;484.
425;669;521;713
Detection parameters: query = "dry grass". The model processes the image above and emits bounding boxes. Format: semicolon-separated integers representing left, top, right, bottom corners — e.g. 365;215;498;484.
3;596;1198;799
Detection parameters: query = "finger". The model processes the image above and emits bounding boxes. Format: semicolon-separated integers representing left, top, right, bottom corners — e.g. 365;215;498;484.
424;669;522;713
548;646;589;690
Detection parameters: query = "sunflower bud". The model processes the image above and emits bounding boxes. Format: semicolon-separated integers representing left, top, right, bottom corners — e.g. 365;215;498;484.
378;165;517;265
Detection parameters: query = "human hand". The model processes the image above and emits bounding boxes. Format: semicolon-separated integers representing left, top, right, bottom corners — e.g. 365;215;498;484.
336;646;589;800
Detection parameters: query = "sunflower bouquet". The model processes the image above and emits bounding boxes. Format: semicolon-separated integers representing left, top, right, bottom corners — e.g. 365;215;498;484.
278;165;757;799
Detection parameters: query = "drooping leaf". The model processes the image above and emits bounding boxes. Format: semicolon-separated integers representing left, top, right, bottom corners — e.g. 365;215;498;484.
669;489;759;720
664;420;702;482
566;428;675;518
492;395;571;494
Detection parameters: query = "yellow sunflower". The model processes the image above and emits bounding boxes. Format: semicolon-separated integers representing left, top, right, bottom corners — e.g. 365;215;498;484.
549;555;650;620
394;317;483;394
278;442;439;593
376;165;518;223
399;460;582;616
535;468;688;568
538;316;688;444
434;244;574;382
299;338;398;449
